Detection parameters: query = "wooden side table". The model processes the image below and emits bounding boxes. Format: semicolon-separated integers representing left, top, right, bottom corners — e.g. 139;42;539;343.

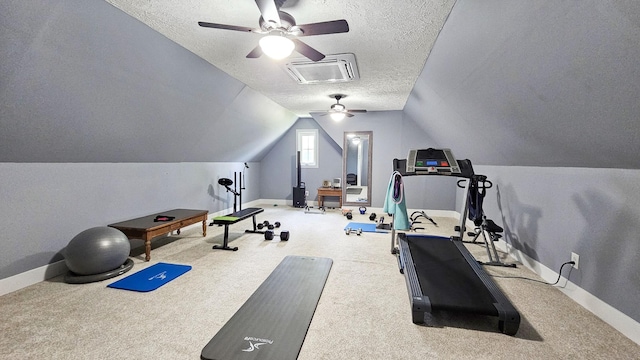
317;187;342;208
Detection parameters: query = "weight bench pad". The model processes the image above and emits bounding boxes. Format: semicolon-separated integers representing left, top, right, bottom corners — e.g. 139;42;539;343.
213;216;240;222
212;207;264;225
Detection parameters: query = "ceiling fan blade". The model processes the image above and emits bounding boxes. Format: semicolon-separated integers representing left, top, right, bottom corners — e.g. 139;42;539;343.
255;0;281;27
344;112;355;118
348;110;367;113
198;22;257;33
246;45;263;58
291;39;325;61
296;20;349;36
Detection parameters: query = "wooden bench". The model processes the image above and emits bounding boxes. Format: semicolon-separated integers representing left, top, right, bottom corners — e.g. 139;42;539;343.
210;207;264;251
108;209;208;261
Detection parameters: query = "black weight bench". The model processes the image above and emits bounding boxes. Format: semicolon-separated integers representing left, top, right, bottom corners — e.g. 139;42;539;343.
210;207;264;251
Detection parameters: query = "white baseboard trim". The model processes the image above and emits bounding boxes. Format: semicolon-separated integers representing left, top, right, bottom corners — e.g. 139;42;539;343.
252;199;289;207
0;260;67;296
496;241;640;346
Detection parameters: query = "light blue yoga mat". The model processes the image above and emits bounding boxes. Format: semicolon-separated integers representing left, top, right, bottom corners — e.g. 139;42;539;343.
107;262;191;292
344;222;379;232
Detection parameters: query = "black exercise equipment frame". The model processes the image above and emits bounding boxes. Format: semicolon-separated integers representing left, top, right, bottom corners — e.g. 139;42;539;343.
218;164;249;214
458;175;517;268
391;150;520;335
210;207;265;251
397;233;520;335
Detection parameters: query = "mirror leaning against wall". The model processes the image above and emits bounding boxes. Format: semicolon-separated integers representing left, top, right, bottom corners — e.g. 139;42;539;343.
342;131;372;207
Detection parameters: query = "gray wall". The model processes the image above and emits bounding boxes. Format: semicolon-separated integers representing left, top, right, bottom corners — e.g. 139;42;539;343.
0;0;292;280
473;165;640;323
404;0;640;168
0;162;259;279
401;0;640;324
259;117;342;206
260;114;458;212
0;0;298;163
312;110;458;210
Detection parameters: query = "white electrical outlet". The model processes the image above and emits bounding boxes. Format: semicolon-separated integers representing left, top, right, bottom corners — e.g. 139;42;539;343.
571;252;580;269
305;190;309;197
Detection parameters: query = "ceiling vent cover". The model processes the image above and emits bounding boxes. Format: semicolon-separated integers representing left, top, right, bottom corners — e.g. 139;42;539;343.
283;53;360;84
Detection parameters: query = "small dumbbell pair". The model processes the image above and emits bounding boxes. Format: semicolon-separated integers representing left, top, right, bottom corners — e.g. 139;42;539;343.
344;227;362;236
257;221;281;230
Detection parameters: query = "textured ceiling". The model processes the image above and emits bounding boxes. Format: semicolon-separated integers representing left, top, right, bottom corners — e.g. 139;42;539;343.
104;0;455;117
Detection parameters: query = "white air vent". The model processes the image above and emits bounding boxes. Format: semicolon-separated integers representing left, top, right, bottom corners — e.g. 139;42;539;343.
283;53;360;84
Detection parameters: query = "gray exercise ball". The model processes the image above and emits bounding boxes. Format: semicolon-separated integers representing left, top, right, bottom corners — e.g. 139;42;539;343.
64;226;130;276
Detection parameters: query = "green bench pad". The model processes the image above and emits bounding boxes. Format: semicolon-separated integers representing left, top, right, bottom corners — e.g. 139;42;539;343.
212;207;264;225
213;216;240;222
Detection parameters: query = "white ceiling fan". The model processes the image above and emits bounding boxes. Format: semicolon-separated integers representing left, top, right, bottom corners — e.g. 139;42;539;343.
312;94;367;121
198;0;349;61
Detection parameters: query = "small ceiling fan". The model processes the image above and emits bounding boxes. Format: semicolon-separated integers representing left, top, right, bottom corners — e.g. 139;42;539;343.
198;0;349;61
312;94;367;121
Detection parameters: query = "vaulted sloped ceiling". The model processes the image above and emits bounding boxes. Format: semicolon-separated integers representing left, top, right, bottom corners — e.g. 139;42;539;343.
2;0;639;167
0;0;298;162
404;0;640;169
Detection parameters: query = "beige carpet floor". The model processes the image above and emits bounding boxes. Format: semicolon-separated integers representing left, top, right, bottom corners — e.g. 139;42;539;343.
1;205;638;359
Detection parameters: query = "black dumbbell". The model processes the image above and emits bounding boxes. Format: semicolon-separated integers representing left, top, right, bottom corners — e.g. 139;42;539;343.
266;221;281;230
265;230;290;241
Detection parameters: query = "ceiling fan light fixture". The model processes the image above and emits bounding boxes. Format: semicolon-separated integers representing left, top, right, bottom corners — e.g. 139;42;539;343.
259;35;295;60
330;112;346;122
332;103;346;112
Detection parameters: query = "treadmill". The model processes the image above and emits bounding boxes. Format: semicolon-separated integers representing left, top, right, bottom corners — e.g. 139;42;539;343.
393;148;520;335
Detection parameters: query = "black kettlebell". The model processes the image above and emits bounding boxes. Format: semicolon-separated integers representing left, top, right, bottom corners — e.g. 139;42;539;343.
346;212;353;220
369;212;377;221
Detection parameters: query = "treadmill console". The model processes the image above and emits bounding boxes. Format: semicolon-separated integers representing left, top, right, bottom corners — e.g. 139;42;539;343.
406;148;461;175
